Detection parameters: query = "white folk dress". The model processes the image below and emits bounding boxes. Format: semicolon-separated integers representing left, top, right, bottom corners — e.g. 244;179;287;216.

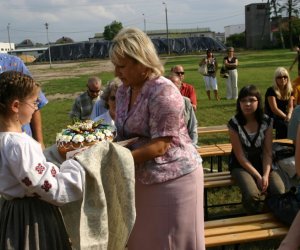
0;132;85;250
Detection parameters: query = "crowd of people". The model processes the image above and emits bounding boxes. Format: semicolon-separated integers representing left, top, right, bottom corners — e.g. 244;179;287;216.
1;27;300;249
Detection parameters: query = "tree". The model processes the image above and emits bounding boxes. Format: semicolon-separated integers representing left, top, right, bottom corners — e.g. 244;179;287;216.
279;0;300;48
225;32;246;48
270;0;285;48
103;21;123;41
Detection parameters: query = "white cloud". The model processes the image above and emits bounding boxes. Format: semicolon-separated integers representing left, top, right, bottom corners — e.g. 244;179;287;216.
0;0;260;43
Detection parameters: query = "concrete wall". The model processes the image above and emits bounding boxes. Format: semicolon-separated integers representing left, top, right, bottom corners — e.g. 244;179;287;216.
245;3;271;49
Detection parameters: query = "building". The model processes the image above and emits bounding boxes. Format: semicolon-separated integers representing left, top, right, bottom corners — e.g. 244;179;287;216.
0;42;15;53
89;28;225;43
245;3;271;49
224;24;245;43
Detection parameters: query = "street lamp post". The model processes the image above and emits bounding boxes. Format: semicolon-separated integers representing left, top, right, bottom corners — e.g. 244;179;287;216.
7;23;12;52
44;22;52;68
142;13;147;33
162;2;170;55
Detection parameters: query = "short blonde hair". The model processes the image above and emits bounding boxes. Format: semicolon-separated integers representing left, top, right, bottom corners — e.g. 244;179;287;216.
273;67;293;100
109;27;164;79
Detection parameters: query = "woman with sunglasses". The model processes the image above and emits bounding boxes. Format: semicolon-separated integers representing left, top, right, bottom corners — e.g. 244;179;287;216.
228;85;282;214
93;78;121;132
265;67;293;139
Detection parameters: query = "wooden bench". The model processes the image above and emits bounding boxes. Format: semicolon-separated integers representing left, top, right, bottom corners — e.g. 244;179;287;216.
198;144;231;172
205;213;289;248
204;171;237;219
198;124;228;135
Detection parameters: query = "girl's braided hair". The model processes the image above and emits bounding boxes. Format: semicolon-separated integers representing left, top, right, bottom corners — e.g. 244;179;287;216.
0;71;40;115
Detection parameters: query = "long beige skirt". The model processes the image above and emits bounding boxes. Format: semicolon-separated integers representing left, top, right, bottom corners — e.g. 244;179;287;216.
127;166;205;250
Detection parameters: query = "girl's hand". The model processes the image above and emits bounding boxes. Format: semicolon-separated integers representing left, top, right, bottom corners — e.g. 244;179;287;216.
256;175;263;190
285;113;292;122
261;175;269;193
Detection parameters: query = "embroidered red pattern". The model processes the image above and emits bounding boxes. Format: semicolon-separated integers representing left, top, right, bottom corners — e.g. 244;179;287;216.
22;177;32;186
35;163;45;174
41;180;52;192
51;166;57;177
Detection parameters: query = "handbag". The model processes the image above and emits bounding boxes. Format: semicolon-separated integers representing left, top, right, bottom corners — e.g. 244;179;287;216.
198;64;207;75
220;65;229;78
267;186;300;225
272;142;296;177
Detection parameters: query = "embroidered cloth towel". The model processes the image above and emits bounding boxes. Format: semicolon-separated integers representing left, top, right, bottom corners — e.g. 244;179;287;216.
44;142;136;250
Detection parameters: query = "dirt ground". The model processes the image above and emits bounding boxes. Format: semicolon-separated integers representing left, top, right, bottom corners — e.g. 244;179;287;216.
27;59;114;100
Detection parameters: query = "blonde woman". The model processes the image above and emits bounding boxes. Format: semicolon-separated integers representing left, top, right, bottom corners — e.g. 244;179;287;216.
110;27;204;250
265;67;293;139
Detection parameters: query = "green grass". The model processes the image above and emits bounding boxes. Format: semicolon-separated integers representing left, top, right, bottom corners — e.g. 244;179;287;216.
39;49;293;249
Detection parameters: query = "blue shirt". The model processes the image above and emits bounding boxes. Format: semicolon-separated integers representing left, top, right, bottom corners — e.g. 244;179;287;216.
0;54;48;136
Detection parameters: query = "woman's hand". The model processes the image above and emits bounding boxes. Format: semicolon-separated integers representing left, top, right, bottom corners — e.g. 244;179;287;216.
285;112;292;122
256;174;268;193
261;175;269;192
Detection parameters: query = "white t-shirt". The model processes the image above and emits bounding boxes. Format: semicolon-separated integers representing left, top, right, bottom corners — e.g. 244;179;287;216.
0;132;85;206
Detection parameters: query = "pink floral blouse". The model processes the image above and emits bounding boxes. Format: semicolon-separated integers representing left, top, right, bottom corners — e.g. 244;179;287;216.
116;76;202;184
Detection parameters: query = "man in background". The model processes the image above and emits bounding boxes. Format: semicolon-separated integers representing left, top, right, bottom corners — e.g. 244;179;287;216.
168;73;198;147
70;76;102;121
171;65;197;111
0;53;48;149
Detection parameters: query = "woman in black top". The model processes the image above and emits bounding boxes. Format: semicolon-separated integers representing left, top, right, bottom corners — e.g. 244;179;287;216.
228;85;283;214
224;47;238;99
265;67;293;139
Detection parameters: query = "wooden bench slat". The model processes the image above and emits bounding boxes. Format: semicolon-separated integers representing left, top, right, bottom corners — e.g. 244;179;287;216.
205;227;288;247
204;179;234;188
205;175;232;181
205;213;275;228
204;171;230;177
198;125;228;135
205;221;285;237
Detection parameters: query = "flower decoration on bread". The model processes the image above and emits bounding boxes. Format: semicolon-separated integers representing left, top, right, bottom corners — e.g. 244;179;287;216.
56;120;114;158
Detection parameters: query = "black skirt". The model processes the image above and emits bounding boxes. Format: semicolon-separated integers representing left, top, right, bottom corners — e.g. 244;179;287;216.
0;197;72;250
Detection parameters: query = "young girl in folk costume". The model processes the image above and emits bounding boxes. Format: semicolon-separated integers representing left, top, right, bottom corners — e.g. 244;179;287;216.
228;85;283;214
0;71;85;249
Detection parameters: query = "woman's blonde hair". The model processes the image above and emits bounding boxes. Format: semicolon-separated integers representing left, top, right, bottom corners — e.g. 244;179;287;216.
109;27;164;79
273;67;293;100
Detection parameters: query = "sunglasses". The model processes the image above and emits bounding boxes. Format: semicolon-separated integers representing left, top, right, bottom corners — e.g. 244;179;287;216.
88;87;101;94
175;72;185;75
276;75;288;80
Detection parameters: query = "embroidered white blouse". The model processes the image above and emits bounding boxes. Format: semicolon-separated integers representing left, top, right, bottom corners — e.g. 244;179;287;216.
0;132;84;206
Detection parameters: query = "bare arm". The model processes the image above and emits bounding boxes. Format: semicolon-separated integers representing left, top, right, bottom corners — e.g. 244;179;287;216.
261;126;273;191
289;55;298;71
278;211;300;250
31;110;45;150
267;96;287;119
286;97;294;121
131;137;172;164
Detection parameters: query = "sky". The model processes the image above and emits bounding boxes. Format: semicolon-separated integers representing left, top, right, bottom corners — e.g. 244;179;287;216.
0;0;267;45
